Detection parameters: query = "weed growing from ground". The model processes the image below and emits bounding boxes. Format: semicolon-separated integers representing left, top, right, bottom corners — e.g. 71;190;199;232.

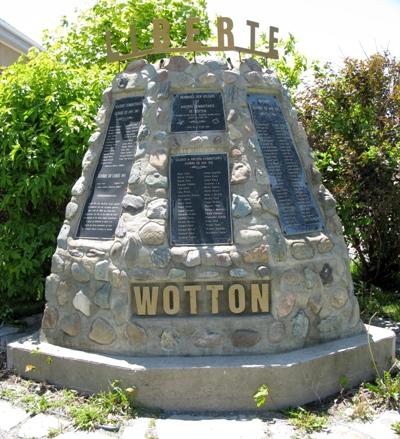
283;407;327;433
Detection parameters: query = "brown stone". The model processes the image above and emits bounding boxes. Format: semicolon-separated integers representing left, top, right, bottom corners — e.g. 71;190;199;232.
126;322;147;345
318;235;334;253
276;293;296;318
139;222;165;245
232;330;261;348
268;321;285;343
42;306;58;329
331;287;349;309
243;245;269;263
125;59;147;73
60;313;81;337
164;56;190;71
89;318;115;345
56;281;70;306
230;148;242;158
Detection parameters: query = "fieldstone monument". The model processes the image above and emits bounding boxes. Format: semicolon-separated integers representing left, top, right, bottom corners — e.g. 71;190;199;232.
8;55;395;411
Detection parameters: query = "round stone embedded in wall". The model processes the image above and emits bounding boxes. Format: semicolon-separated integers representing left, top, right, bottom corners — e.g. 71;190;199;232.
331;287;349;309
123;236;141;264
145;173;168;189
121;194;145;214
276;293;296;318
232;194;252;218
45;274;60;302
139;222;165;245
147;198;168;219
51;254;64;274
160;329;180;352
257;265;272;279
318;235;334;253
71;262;90;283
73;291;94;317
60;313;81;337
151;247;171;268
56;281;70;306
290;241;315;260
268;321;285;343
184;249;201;267
125;322;147;346
232;330;261;348
89;318;116;345
291;311;309;339
242;245;269;263
231;162;250;184
42;306;58;329
192;330;223;348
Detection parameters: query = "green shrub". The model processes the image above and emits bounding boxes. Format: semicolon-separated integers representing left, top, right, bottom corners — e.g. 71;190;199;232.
298;53;400;288
0;50;111;314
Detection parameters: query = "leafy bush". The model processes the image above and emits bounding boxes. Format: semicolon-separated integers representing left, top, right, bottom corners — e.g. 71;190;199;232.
298;53;400;288
0;0;211;320
43;0;210;67
0;50;111;315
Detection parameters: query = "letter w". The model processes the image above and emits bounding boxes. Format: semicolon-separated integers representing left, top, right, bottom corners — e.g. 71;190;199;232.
133;286;159;315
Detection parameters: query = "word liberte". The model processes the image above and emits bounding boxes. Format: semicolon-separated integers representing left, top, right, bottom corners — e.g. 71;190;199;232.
106;16;279;63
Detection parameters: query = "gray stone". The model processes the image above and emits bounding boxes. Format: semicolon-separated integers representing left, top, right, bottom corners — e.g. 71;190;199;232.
160;329;180;351
184;249;201;267
71;176;86;196
331;287;349;309
168;268;186;280
126;322;146;345
164;56;190;71
110;241;123;265
151;248;171;268
236;229;263;244
125;58;147;73
319;186;337;211
256;265;272;279
139;222;165;245
290;240;315;260
137;126;149;141
199;72;217;85
71;262;90;282
192;330;223;348
45;274;60;302
89;318;116;345
0;400;30;431
147;198;168;219
56;281;69;305
51;253;64;273
124;236;140;264
42;306;58;329
69;247;83;258
215;253;232;267
291;311;309;339
95;260;109;281
245;70;264;85
268;321;286;343
232;194;252;218
260;193;279;215
145;173;168;188
60;313;80;337
318;235;334;253
86;248;105;258
95;283;111;309
73;291;93;317
158;80;171;99
122;194;145;214
320;263;334;285
227;108;238;122
232;330;261;347
229;268;248;278
57;224;70;250
277;293;296;318
222;70;239;83
128;166;141;185
65;201;79;220
17;413;68;439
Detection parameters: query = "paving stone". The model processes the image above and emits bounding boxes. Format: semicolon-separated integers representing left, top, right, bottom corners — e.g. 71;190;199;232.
0;400;30;431
17;413;68;438
155;416;267;439
121;418;152;438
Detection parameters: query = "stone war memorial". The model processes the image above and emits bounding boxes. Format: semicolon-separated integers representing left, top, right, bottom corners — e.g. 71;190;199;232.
8;17;395;411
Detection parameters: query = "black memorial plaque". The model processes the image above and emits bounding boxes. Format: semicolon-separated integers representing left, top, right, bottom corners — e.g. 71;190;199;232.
248;94;324;235
171;92;226;132
170;153;232;245
77;96;144;239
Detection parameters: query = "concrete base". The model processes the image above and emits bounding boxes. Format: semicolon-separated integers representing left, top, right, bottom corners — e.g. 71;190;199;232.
7;325;395;412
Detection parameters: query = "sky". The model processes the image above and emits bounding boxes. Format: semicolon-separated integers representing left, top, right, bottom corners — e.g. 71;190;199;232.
1;0;400;67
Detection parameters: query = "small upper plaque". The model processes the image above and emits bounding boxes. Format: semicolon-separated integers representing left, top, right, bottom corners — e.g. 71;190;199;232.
248;94;324;235
77;96;144;239
170;153;232;245
171;92;226;132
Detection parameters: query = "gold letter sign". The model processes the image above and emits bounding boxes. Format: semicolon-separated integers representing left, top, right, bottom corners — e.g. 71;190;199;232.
106;17;279;63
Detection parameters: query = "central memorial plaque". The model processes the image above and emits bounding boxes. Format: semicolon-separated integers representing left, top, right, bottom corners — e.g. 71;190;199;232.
248;94;324;235
171;92;226;132
77;96;143;239
170;153;232;245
